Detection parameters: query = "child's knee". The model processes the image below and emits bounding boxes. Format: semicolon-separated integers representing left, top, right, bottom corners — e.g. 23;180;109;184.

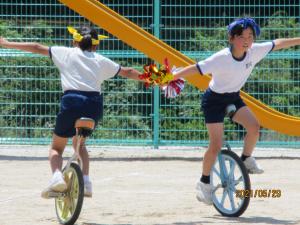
49;147;64;157
208;141;223;154
247;122;260;135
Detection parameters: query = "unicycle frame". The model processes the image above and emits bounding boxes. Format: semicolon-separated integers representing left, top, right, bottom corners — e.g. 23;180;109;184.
65;133;83;172
216;143;233;187
66;117;95;170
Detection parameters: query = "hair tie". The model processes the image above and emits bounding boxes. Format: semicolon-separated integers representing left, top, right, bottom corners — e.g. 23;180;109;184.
67;26;109;45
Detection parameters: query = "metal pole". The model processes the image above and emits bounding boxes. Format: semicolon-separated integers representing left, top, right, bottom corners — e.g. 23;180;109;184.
153;0;161;149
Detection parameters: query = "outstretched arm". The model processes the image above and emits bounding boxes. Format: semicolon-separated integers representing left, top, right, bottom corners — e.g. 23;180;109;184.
118;67;142;81
0;37;49;56
173;64;202;80
273;37;300;51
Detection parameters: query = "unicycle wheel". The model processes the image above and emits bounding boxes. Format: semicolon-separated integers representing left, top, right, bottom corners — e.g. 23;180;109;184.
211;150;251;217
55;162;84;225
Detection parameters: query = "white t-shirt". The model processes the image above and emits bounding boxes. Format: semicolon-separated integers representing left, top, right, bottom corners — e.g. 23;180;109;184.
50;46;120;92
197;42;274;93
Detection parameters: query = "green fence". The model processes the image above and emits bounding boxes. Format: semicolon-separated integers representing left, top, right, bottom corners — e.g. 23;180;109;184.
0;0;299;147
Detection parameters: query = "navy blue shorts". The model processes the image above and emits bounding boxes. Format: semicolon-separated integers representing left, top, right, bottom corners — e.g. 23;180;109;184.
54;90;103;138
201;88;246;123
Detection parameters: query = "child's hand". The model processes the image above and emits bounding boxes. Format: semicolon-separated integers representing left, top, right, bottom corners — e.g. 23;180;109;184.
0;37;9;47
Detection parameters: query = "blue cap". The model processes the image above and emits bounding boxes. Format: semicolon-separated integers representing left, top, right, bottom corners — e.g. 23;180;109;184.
227;18;260;37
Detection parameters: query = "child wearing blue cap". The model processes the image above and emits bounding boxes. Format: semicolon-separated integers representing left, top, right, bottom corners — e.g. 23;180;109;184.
172;17;300;205
0;26;142;198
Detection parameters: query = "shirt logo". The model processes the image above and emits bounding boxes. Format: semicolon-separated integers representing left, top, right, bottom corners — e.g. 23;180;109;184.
246;62;253;69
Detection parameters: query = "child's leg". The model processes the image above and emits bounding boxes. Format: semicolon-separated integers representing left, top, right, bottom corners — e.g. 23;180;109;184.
202;123;224;176
49;134;68;173
41;134;68;198
196;123;224;204
232;106;260;156
72;136;89;176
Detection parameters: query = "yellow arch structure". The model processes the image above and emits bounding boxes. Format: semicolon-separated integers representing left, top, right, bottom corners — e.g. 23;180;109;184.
59;0;300;136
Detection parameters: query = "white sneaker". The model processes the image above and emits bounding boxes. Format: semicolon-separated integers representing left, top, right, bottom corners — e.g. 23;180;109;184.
196;181;213;205
243;156;264;174
41;171;67;199
84;180;92;197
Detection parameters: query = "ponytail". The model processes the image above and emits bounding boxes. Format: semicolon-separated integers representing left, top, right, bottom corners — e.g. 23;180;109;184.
78;33;93;51
77;26;98;51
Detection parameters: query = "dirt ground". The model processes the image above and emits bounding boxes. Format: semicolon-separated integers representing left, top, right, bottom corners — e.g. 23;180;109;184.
0;145;300;225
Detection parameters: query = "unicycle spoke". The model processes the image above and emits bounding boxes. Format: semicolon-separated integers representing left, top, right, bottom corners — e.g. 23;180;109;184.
219;158;230;180
221;189;227;205
213;184;223;193
234;176;244;187
57;199;63;212
212;167;221;179
69;172;75;190
229;162;236;179
69;197;75;215
64;173;71;189
70;174;78;198
62;201;70;219
228;190;236;210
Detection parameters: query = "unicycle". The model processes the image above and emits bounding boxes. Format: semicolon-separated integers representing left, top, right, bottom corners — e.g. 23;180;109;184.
210;104;251;217
48;117;95;225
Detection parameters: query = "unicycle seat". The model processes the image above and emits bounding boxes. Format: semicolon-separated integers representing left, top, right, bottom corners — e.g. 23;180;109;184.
225;104;237;117
75;117;95;137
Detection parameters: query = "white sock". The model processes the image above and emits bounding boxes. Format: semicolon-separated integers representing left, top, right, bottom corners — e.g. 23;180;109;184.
83;175;90;183
53;169;62;177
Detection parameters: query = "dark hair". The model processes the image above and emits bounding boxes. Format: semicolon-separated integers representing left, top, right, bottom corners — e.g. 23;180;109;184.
227;18;260;38
77;26;98;51
230;24;255;37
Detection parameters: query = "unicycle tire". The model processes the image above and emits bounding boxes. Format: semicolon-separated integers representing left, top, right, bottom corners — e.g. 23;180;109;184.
211;150;251;217
55;162;84;225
